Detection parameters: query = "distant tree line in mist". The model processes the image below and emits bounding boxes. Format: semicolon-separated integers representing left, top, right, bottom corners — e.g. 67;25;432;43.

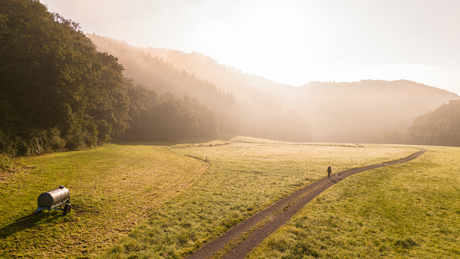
405;99;460;146
372;99;460;146
122;81;218;142
88;34;311;142
0;0;218;156
295;80;459;143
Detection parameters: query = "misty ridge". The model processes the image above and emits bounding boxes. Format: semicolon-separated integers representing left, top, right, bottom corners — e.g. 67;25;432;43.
89;34;459;144
88;34;309;142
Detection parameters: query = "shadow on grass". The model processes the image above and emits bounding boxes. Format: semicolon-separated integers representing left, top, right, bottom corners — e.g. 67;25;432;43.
0;211;62;239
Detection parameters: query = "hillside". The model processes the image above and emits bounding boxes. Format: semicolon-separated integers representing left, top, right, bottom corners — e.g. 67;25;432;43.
88;34;310;142
406;99;460;146
88;34;290;103
295;80;459;142
88;34;459;143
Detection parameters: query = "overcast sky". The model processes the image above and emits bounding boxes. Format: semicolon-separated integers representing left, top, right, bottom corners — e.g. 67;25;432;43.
40;0;460;94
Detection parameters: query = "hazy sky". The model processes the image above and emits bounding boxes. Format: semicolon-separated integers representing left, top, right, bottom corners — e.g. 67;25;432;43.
41;0;460;94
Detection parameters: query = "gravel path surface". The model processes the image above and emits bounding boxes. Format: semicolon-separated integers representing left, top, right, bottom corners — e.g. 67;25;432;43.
186;149;426;259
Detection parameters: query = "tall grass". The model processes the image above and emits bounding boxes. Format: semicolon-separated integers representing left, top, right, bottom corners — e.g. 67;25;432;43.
248;146;460;258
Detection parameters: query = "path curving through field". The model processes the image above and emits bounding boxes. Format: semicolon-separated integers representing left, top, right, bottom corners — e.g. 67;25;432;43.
186;149;426;259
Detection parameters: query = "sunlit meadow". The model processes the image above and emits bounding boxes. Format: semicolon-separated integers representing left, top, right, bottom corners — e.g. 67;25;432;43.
248;146;460;258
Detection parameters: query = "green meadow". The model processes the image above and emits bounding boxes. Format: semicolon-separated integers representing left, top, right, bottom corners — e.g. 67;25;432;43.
248;146;460;258
2;136;456;258
103;137;418;258
0;144;207;258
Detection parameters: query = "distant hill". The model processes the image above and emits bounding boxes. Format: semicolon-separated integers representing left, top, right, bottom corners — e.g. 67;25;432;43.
294;80;459;142
406;99;460;146
88;34;459;143
88;34;310;142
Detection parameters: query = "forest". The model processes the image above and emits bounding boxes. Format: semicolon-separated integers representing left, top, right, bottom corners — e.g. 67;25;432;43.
405;99;460;146
0;0;218;156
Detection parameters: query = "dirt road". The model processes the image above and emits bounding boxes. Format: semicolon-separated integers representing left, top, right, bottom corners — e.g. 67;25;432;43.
186;149;426;259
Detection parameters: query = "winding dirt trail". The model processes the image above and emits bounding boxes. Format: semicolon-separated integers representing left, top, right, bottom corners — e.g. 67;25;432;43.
186;149;426;259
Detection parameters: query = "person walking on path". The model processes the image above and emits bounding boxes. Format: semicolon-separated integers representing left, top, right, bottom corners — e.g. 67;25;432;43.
327;166;332;179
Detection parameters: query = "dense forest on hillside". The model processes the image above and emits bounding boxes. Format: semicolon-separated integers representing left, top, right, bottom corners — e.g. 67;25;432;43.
88;34;310;142
405;99;460;146
0;0;218;156
88;35;459;143
122;79;218;141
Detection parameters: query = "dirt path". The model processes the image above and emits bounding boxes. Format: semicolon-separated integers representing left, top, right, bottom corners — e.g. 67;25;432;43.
186;149;426;259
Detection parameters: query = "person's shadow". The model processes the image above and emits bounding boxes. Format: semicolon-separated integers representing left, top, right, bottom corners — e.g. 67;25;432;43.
329;178;339;183
0;211;61;239
329;174;344;183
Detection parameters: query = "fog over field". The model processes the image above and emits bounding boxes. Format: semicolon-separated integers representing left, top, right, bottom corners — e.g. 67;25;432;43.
41;0;460;95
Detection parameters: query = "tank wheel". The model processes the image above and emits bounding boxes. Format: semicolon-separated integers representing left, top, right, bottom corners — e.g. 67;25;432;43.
63;203;71;215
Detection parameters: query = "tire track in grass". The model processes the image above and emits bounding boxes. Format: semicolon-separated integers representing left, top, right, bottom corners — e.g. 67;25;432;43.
186;149;426;259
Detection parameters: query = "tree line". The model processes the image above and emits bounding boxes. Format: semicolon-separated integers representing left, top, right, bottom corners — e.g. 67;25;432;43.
372;99;460;146
0;0;218;156
405;99;460;146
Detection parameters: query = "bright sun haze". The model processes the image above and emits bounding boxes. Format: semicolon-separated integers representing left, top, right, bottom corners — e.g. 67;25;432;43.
40;0;460;94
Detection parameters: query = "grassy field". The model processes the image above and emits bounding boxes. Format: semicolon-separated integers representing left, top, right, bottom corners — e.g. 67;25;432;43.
0;137;426;258
0;144;207;258
103;137;419;258
247;146;460;258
